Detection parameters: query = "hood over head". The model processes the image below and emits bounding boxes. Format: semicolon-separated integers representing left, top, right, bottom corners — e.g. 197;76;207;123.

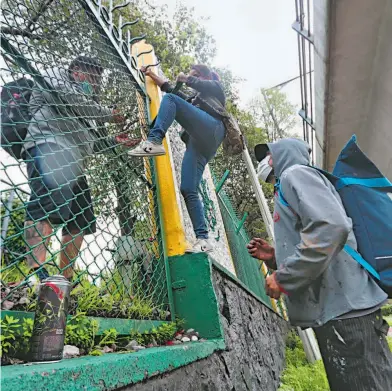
267;138;311;177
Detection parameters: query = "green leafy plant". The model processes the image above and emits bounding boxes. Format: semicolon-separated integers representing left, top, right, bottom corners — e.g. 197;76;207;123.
279;330;330;391
16;318;34;354
70;281;113;315
123;297;154;319
98;328;118;347
65;312;99;351
154;323;177;345
89;349;103;356
0;315;20;357
129;322;177;346
381;304;392;317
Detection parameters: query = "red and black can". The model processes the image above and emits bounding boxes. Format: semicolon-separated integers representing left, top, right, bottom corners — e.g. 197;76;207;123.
30;275;71;362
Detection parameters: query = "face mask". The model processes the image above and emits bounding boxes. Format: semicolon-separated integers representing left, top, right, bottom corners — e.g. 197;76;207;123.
257;155;273;182
81;81;94;96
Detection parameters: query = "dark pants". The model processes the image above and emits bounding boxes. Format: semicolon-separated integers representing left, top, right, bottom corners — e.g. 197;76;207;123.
314;310;392;391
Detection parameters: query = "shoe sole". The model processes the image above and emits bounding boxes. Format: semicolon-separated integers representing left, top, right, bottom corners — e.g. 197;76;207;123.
128;150;166;157
185;248;213;254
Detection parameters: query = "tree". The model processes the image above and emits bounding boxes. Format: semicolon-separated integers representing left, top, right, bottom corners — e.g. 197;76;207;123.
249;88;298;142
211;87;298;239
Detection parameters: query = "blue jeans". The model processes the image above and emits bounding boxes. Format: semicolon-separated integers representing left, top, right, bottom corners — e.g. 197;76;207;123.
148;93;225;239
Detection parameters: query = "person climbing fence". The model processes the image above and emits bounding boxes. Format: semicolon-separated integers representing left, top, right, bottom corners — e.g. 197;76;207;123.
129;64;227;253
1;0;173;321
2;56;141;283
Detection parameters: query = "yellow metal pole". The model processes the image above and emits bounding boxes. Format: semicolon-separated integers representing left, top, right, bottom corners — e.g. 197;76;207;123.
133;42;187;256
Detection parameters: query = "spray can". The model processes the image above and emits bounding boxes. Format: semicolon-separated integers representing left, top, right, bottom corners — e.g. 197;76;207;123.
30;275;71;362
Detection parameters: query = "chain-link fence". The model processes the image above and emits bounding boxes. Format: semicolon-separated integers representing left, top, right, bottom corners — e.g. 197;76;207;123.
1;0;170;320
215;187;272;306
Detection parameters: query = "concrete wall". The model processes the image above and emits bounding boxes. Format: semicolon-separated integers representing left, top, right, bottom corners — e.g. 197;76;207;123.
126;264;288;391
314;0;392;178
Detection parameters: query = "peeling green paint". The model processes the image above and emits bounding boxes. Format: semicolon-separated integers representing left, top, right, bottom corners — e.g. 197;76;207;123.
169;253;224;339
1;339;225;391
0;311;169;335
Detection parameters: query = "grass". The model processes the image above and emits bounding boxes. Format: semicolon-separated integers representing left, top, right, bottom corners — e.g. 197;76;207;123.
279;331;330;391
386;314;392;352
279;310;392;391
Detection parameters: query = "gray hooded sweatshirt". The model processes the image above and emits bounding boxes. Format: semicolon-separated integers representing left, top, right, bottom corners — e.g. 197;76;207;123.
24;68;113;165
269;138;387;328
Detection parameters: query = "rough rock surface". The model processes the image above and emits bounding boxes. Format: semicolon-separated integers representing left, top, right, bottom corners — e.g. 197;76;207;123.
126;266;289;391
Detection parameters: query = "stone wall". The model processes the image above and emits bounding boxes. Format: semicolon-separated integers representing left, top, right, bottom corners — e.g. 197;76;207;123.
125;265;289;391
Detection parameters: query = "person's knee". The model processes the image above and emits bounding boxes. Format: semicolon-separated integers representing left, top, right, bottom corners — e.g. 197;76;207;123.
162;93;179;105
164;93;175;100
180;182;198;199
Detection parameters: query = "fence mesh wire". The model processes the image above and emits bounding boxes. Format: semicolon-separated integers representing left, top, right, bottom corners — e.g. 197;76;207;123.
1;0;170;320
214;187;272;306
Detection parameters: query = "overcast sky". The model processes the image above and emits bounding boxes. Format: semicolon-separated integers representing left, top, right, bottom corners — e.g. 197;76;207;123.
154;0;301;107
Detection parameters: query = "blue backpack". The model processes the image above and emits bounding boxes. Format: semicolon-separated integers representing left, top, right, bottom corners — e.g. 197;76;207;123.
277;135;392;297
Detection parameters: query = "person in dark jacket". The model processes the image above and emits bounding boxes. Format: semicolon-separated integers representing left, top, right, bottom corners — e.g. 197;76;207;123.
248;138;391;391
129;64;226;253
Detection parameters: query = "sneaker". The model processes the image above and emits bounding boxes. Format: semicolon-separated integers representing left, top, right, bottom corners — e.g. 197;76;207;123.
128;140;166;157
186;239;213;254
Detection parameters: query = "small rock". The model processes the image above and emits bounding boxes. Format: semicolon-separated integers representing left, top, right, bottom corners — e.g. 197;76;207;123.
172;340;182;345
191;336;198;342
175;334;183;341
181;337;191;343
186;328;195;334
111;343;117;352
18;296;30;305
10;357;24;365
199;338;207;342
2;300;14;310
101;346;113;353
195;332;199;337
133;345;146;352
125;340;139;351
63;345;80;359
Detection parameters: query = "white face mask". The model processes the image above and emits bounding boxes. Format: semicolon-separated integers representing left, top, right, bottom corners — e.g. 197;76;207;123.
257;155;273;182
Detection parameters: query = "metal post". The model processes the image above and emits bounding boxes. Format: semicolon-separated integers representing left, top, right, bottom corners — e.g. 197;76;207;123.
215;169;230;194
0;189;16;259
242;148;274;239
235;212;248;234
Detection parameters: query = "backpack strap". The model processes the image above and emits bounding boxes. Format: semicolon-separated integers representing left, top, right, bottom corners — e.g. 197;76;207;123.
343;245;380;280
275;180;297;216
335;177;392;191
